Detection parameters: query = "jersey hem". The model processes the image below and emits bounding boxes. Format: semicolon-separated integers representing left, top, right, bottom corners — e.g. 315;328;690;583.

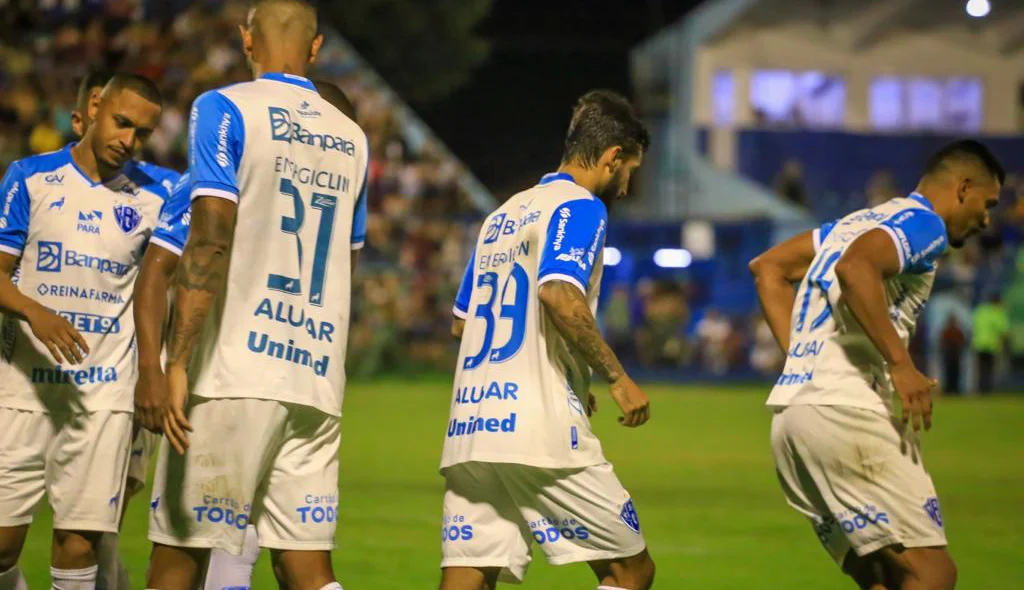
191;186;239;203
537;272;586;295
149;237;183;256
190;390;341;418
0;244;23;257
878;225;907;270
766;399;891;417
440;454;608;473
0;400;134;414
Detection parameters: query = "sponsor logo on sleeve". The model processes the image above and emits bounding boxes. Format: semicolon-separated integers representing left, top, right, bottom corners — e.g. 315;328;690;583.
551;207;571;251
215;111;232;167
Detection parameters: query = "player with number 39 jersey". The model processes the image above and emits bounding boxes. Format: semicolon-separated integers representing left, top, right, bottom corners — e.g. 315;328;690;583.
439;91;655;590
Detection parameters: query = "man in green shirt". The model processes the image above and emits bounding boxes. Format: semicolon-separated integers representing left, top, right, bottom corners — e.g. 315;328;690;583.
972;294;1010;393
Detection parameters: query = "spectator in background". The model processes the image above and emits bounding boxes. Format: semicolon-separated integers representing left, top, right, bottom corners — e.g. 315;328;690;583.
603;285;633;360
773;159;807;208
866;169;900;207
1006;250;1024;380
750;315;784;376
696;308;732;375
972;294;1009;394
939;317;967;395
635;281;689;368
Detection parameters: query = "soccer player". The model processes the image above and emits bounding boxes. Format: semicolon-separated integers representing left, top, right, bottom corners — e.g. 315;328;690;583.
440;90;655;590
0;73;165;590
145;1;367;589
134;78;356;590
69;68;182;590
750;140;1004;590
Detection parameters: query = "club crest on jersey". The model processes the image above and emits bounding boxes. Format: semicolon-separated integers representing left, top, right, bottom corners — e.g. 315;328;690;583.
620;499;641;533
113;203;142;234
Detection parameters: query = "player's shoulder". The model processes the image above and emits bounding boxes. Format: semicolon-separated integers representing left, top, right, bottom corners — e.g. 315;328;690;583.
8;145;73;181
134;161;181;195
122;161;175;201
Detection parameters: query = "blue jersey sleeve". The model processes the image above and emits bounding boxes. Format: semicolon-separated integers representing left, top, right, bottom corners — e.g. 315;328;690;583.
0;163;30;257
150;173;192;256
813;219;837;252
188;90;245;203
538;198;608;293
453;247;476;319
352;162;368;249
879;208;948;274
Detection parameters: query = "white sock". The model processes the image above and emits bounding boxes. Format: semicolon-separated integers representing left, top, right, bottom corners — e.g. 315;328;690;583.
316;583;343;590
51;565;98;590
95;533;131;590
597;586;630;590
204;525;260;590
0;566;28;590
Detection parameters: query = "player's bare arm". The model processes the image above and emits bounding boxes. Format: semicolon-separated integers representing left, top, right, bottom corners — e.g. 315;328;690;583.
0;251;88;364
538;279;649;427
749;230;816;352
133;245;179;433
164;196;238;453
451;318;465;339
835;228;936;432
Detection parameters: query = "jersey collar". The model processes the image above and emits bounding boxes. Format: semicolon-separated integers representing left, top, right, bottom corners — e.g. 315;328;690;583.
259;72;317;93
539;172;576;185
908;192;935;211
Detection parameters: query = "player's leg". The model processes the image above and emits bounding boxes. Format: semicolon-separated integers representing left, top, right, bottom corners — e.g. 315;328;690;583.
439;462;531;590
256;404;343;590
148;397;287;590
499;464;653;590
203;525;260;590
48;411;133;590
438;566;501;590
0;408;50;589
97;428;155;590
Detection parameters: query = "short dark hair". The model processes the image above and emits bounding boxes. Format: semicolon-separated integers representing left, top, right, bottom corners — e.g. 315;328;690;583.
312;79;356;120
561;90;649;168
924;140;1006;186
76;70;114;110
103;73;163;108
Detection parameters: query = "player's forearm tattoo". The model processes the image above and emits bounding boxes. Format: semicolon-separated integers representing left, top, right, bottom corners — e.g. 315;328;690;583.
166;205;236;367
541;282;625;383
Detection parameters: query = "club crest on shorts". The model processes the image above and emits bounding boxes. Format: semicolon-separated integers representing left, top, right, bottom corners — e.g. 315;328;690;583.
923;497;943;529
620;499;641;533
113;203;142;234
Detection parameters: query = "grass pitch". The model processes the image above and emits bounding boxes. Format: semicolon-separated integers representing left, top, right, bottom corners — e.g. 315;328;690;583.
17;378;1024;588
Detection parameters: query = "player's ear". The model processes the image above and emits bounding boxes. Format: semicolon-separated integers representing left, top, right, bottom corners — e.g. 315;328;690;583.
598;146;622;172
87;90;101;123
70;110;83;138
958;177;970;204
239;24;253;59
308;34;324;65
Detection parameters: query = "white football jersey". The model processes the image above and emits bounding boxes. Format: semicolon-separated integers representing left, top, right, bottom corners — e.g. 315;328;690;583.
441;172;610;470
766;194;948;416
0;145;174;412
185;73;368;417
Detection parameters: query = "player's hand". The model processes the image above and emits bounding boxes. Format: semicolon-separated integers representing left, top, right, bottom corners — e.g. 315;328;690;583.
609;375;650;427
134;363;166;434
890;360;937;432
24;303;89;364
586;392;598;417
163;364;193;454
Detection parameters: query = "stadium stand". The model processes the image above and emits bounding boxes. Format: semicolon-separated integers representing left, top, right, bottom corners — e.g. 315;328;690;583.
0;0;491;374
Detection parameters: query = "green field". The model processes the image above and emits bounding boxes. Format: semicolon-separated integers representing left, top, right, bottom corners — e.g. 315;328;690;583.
17;378;1024;588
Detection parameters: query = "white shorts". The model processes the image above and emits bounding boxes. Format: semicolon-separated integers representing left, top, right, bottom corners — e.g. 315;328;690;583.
770;404;948;565
127;428;161;492
441;462;647;584
149;396;340;555
0;408;132;532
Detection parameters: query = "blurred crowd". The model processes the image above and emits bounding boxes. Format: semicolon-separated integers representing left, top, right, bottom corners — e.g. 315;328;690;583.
0;0;481;374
